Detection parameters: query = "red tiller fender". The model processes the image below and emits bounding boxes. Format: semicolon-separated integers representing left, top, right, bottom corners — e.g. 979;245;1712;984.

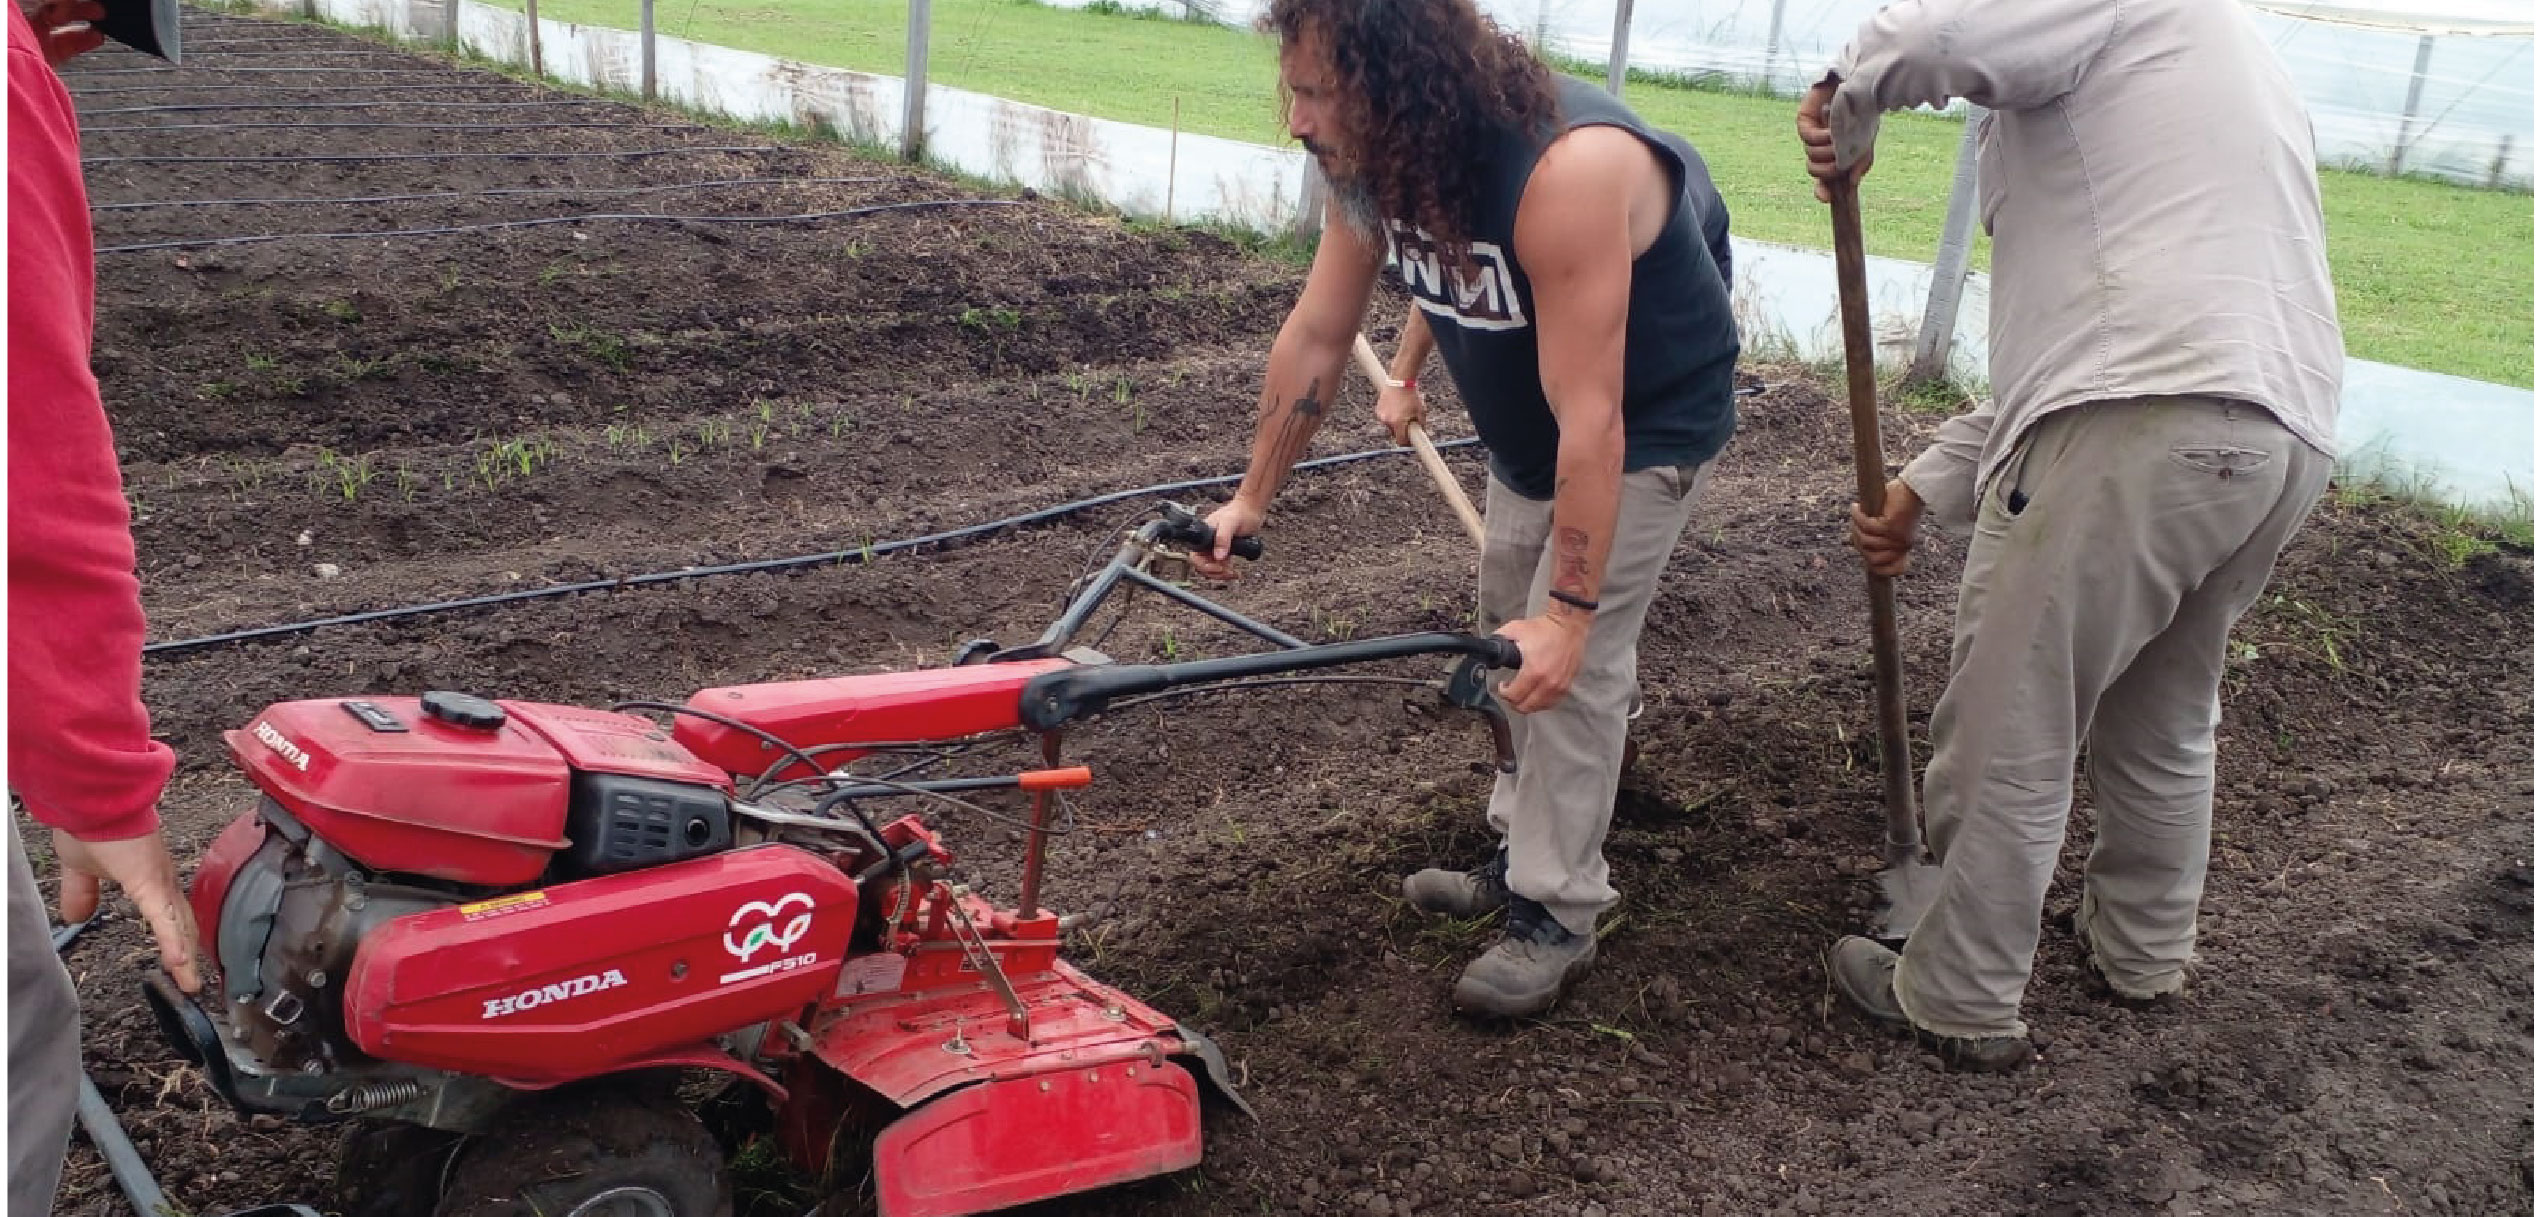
873;1060;1203;1217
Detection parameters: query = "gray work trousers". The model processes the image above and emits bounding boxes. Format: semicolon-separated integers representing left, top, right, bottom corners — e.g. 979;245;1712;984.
1894;396;2331;1038
9;823;81;1214
1480;461;1711;936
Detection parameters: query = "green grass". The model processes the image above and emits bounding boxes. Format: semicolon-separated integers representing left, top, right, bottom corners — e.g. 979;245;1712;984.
476;0;2532;384
2317;171;2533;387
503;0;1289;140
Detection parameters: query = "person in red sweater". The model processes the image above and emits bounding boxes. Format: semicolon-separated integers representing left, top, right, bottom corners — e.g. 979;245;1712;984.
9;0;204;1209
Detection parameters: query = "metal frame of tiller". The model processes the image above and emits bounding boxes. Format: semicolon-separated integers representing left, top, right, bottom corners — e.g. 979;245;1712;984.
964;501;1521;918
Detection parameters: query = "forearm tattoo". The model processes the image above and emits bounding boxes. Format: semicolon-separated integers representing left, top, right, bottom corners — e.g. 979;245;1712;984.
1554;525;1594;601
1261;377;1325;497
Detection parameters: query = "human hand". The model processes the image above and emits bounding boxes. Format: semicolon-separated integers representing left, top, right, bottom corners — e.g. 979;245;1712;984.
54;827;203;994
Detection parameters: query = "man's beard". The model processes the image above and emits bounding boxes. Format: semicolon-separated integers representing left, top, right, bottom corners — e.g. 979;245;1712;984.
1304;143;1387;244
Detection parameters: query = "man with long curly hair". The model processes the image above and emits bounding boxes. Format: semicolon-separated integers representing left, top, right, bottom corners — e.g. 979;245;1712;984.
1194;0;1741;1018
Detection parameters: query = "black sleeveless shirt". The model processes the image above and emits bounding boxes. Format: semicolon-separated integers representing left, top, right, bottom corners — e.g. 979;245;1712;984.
1384;75;1740;501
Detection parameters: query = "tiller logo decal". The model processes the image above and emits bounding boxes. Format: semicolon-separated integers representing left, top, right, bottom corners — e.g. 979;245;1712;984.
721;892;819;984
480;968;630;1019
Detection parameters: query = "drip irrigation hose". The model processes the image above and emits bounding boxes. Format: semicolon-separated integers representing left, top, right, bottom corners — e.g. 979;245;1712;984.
84;120;706;133
78;99;630;114
65;67;493;75
134;37;348;46
106;49;435;58
92;176;892;212
142;440;1484;657
69;84;551;94
94;197;1021;254
78;1076;180;1217
82;145;789;166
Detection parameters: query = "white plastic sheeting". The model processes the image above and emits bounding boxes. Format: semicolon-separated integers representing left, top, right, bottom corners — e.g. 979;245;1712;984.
450;5;1316;231
248;0;2537;509
1736;236;2531;508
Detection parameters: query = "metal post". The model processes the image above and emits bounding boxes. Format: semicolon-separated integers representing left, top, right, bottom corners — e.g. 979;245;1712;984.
1165;95;1180;225
526;0;540;75
901;0;930;160
1294;157;1326;240
2389;32;2433;175
1762;0;1788;90
442;0;457;48
1908;106;1986;386
1604;0;1633;96
2492;133;2515;189
640;0;656;99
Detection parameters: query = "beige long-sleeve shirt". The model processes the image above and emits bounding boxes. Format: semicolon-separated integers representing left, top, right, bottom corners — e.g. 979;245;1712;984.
1826;0;2345;529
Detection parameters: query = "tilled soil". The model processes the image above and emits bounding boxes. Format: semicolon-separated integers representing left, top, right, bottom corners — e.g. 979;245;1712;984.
39;13;2534;1217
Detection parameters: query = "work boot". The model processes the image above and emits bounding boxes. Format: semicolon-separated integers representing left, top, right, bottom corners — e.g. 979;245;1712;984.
1451;894;1597;1018
1826;936;2034;1074
1402;847;1508;919
2067;902;2188;1009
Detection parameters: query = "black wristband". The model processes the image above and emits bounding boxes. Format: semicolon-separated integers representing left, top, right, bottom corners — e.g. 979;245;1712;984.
1548;588;1599;613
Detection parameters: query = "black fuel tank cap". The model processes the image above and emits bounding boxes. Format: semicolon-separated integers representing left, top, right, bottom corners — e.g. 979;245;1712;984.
420;691;507;731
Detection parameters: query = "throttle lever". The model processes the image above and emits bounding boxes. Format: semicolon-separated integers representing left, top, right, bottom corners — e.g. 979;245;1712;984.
1442;654;1518;774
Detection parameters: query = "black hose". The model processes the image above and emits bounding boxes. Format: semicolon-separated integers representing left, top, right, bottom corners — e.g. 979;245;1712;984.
116;49;429;58
65;67;488;75
92;176;891;212
141;440;1482;657
68;83;548;94
84;121;704;133
138;38;348;46
94;198;1021;254
83;145;787;165
78;100;626;114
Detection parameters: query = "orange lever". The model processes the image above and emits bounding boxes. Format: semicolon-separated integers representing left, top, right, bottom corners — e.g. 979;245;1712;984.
1017;766;1093;791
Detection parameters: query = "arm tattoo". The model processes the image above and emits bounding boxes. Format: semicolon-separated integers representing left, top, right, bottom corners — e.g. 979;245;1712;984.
1261;377;1325;497
1292;380;1325;419
1553;526;1594;600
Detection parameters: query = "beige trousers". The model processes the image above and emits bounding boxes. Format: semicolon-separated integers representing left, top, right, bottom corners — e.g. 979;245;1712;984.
1894;397;2332;1038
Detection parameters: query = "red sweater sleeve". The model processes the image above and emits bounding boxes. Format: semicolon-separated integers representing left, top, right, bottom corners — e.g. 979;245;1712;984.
8;7;174;841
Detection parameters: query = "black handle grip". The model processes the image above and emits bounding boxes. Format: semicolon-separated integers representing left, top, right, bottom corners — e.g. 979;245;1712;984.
1157;514;1263;561
1019;631;1521;730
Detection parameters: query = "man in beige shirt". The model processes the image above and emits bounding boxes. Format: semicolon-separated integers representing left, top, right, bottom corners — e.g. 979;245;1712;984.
1797;0;2344;1071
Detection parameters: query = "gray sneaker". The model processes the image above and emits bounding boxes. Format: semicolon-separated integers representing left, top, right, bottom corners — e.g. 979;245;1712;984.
1403;848;1508;919
1451;894;1597;1018
1826;936;2034;1074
